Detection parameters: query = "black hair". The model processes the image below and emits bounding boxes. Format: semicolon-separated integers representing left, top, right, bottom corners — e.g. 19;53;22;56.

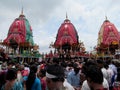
73;63;80;75
81;60;97;76
6;68;17;81
39;69;46;78
116;72;120;81
0;52;6;57
104;63;109;69
97;59;104;64
46;64;65;82
116;67;120;81
0;71;7;88
52;57;60;65
26;64;37;90
86;65;103;84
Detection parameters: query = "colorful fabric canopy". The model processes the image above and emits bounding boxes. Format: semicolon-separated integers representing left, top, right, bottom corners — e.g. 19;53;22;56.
98;20;120;46
54;18;79;46
4;13;34;45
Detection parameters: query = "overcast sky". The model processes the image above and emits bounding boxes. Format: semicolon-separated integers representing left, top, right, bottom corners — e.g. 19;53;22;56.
0;0;120;54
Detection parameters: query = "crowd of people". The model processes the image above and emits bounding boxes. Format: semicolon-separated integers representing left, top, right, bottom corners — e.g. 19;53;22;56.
0;52;120;90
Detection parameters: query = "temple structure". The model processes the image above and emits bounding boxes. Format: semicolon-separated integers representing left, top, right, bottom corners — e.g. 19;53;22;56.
97;17;120;56
0;10;40;62
54;15;79;50
48;15;87;60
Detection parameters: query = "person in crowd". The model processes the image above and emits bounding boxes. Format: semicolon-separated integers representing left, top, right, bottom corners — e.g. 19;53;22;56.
85;65;108;90
38;68;47;90
46;64;72;90
80;59;96;84
63;78;75;90
1;68;23;90
65;61;74;78
0;62;8;89
97;59;108;80
24;64;42;90
67;62;81;90
81;60;109;90
81;76;109;90
1;52;11;62
109;60;117;76
0;68;7;89
112;67;120;90
7;61;14;70
1;62;7;71
108;60;118;87
104;63;114;88
16;64;24;83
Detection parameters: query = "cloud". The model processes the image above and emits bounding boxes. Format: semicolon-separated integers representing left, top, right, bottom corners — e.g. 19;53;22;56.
0;0;120;53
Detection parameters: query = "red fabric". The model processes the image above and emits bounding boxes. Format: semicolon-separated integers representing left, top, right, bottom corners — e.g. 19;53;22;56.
59;35;74;45
4;34;25;44
99;21;120;45
21;70;29;76
4;17;26;44
40;64;45;70
54;19;78;46
40;78;46;90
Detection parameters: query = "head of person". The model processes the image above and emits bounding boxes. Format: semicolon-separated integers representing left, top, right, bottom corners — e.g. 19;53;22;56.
73;62;80;75
26;64;38;90
52;57;60;65
7;61;14;70
1;62;7;70
39;68;46;78
46;64;65;90
97;59;104;69
86;65;103;89
6;68;17;81
81;60;96;75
